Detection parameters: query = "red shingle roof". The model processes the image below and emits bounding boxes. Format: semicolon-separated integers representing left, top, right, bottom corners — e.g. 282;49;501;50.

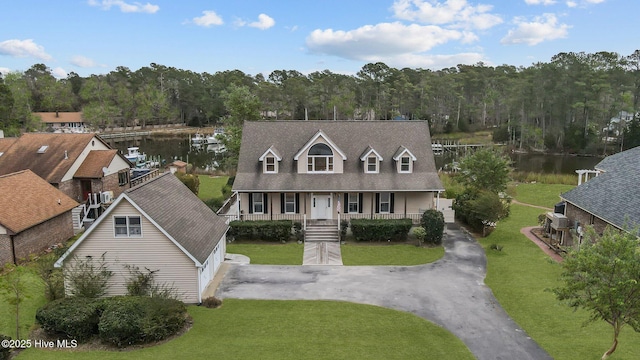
34;112;84;124
0;170;78;233
74;150;118;178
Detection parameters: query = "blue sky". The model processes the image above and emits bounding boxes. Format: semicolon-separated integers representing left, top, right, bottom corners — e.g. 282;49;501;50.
1;0;637;78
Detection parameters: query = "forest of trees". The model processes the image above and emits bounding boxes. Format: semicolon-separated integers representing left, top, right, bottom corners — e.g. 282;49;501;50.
1;50;640;154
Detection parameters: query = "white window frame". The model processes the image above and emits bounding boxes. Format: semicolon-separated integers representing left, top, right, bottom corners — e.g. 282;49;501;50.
264;156;277;173
379;192;391;214
399;156;412;173
307;155;334;173
347;193;359;213
366;156;378;173
114;216;142;237
284;193;296;214
252;193;264;214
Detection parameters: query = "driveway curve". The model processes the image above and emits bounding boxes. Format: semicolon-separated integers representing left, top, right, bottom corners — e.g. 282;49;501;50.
216;224;552;360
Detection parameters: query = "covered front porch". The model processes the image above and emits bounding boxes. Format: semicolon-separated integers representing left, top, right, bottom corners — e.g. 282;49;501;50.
218;191;441;226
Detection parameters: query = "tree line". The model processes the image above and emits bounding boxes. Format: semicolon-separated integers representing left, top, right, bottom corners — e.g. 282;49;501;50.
1;50;640;153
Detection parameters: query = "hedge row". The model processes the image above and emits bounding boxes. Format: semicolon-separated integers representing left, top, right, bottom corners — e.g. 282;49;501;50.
36;296;186;347
350;218;413;242
228;220;293;242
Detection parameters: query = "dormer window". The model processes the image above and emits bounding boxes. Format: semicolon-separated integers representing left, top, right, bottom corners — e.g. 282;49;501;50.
265;156;276;173
393;146;416;174
360;146;383;174
307;143;334;173
259;146;282;174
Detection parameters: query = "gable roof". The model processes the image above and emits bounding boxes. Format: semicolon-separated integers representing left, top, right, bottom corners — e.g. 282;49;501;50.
259;146;282;161
293;129;347;161
0;170;78;234
393;146;417;161
561;146;640;230
74;150;118;178
34;112;84;124
234;121;443;192
55;173;228;267
360;146;383;161
0;133;99;183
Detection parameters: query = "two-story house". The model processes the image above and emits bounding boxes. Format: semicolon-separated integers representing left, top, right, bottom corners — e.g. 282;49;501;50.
228;120;444;224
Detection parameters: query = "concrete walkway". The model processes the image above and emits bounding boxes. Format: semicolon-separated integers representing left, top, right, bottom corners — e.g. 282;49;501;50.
215;225;552;360
302;241;343;265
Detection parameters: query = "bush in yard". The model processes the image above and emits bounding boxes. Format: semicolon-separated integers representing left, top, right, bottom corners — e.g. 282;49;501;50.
420;209;445;245
35;297;103;342
229;220;293;242
413;227;427;246
64;253;113;298
98;296;186;347
350;218;413;242
175;172;200;195
202;296;223;308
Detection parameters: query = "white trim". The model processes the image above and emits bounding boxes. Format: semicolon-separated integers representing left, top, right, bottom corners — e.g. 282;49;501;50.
365;156;379;174
259;147;282;162
392;147;417;161
113;215;142;237
263;156;278;173
359;148;383;162
399;156;412;173
293;130;347;161
378;192;391;214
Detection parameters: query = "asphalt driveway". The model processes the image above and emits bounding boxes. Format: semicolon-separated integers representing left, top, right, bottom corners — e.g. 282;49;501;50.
215;224;552;360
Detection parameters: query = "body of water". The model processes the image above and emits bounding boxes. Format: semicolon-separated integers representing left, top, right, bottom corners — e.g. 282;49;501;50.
107;134;603;175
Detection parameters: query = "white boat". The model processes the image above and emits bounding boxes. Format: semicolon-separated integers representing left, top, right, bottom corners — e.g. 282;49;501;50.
125;147;146;164
206;128;226;144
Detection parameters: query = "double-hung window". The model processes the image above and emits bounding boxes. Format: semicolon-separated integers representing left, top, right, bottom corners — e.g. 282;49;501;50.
114;216;142;237
252;193;264;214
265;156;276;173
284;193;296;213
379;193;391;213
347;193;359;213
400;156;411;172
366;156;378;173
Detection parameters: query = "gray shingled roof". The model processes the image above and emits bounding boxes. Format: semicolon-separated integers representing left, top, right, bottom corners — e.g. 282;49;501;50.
233;120;444;192
126;173;228;264
561;146;640;229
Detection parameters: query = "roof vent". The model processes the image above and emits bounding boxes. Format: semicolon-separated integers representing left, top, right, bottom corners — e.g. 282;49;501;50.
37;145;49;154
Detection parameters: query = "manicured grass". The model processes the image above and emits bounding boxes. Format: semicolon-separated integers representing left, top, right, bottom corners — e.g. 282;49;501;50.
482;204;640;360
512;183;574;208
197;175;229;201
17;299;474;360
0;266;47;339
226;243;304;265
341;243;444;265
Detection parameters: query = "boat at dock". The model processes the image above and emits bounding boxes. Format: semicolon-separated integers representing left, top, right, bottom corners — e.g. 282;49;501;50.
124;147;147;164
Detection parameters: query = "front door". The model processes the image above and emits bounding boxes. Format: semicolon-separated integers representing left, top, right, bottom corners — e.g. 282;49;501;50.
311;194;332;220
81;180;92;201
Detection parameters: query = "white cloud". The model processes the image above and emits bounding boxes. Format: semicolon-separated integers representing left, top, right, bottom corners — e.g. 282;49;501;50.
566;1;577;6
391;0;502;30
193;10;224;27
70;55;97;68
0;67;12;76
307;22;465;61
525;0;556;5
0;39;52;60
248;14;275;30
501;13;570;45
566;0;605;7
88;0;159;13
52;67;68;79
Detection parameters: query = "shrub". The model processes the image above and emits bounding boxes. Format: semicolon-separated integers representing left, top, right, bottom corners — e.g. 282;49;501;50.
340;220;349;241
125;265;158;296
229;220;293;242
413;227;427;246
35;255;65;301
350;218;413;242
204;197;225;212
36;297;103;342
175;173;200;195
202;296;223;308
98;296;186;347
64;253;113;298
293;222;304;242
420;209;445;245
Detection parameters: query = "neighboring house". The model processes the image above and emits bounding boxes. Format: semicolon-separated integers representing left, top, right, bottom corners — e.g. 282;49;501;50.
560;146;640;245
54;173;229;304
0;170;78;266
168;160;188;174
0;133;131;203
228;120;444;224
34;112;88;133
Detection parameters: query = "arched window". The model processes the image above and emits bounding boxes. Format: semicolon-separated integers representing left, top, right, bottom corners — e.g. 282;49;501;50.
308;143;334;172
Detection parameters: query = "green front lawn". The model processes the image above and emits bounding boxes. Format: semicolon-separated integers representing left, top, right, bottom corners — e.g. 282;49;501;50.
0;266;47;339
197;175;229;201
226;243;304;265
482;204;640;360
17;300;473;360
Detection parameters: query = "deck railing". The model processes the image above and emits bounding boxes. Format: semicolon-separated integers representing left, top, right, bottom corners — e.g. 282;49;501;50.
220;212;423;225
130;169;161;187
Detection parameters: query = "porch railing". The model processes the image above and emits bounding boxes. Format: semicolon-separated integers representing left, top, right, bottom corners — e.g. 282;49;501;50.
220;212;423;225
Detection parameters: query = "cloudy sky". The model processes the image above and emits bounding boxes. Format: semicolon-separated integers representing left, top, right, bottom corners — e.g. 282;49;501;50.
0;0;637;78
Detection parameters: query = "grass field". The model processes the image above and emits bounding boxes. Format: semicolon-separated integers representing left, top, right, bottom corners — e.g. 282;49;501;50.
16;300;473;360
482;204;640;360
0;266;48;340
512;183;574;208
197;175;229;201
226;243;304;265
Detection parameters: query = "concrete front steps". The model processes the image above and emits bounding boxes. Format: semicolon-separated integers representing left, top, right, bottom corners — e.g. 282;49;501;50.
303;221;342;265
